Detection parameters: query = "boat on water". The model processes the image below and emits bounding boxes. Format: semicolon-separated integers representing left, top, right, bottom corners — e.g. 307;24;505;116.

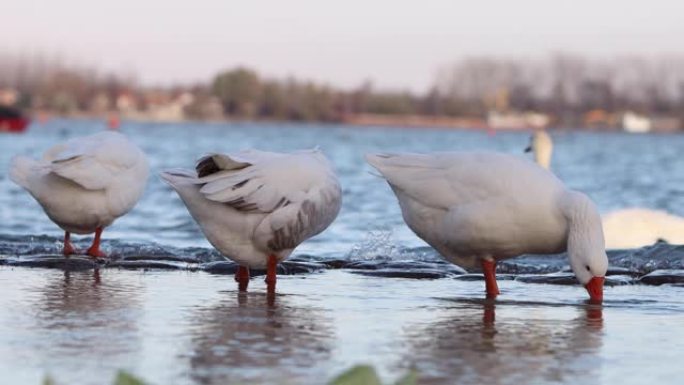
0;106;30;133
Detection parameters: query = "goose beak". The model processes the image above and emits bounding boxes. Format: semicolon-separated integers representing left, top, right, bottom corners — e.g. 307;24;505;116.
524;145;532;153
585;276;604;303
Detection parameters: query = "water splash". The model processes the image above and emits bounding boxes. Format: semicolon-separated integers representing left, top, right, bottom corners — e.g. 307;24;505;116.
346;230;403;261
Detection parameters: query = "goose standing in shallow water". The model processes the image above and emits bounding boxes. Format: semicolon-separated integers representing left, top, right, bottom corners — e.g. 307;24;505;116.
366;151;608;302
526;130;684;249
9;131;149;258
161;149;341;293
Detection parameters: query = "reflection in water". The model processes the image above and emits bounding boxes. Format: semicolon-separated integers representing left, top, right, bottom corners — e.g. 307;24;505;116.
402;301;604;385
0;266;680;385
186;292;334;384
33;269;142;362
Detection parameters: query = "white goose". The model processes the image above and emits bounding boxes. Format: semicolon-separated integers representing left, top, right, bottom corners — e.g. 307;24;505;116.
366;151;608;302
160;149;341;293
526;130;684;249
9;131;149;258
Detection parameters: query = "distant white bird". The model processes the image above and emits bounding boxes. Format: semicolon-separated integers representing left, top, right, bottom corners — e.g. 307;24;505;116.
366;151;608;302
10;131;149;258
526;130;684;249
524;130;553;170
161;149;342;293
601;208;684;249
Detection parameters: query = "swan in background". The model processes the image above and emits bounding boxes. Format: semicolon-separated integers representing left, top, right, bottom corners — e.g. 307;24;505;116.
526;130;684;249
524;130;553;169
366;151;607;302
161;149;341;293
9;131;149;258
601;209;684;249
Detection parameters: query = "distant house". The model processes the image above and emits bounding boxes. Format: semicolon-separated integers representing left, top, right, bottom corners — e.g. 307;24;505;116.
132;91;194;122
116;92;138;113
487;111;550;130
89;93;111;113
0;88;19;106
583;109;616;129
650;116;682;133
621;111;651;133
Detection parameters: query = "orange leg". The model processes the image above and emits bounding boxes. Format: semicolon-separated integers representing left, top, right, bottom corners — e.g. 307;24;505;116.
63;231;76;256
86;227;107;259
235;266;250;292
265;255;277;294
481;259;500;298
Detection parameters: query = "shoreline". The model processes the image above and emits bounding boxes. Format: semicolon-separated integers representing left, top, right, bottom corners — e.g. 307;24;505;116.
17;110;681;134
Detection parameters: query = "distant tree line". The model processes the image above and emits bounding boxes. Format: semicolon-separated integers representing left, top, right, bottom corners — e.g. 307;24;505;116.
2;52;684;125
0;52;138;113
435;54;684;125
209;55;684;124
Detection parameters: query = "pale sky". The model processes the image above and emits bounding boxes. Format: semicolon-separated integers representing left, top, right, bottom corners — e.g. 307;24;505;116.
3;0;684;91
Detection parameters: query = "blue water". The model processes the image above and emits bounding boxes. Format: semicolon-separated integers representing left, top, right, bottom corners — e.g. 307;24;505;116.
0;119;683;384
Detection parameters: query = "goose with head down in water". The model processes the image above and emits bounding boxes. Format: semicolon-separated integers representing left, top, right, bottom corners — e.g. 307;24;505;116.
366;151;608;302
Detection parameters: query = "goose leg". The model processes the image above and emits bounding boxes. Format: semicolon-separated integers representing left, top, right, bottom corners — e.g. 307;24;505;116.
63;231;76;256
265;255;277;294
235;266;250;291
86;227;107;259
481;259;500;298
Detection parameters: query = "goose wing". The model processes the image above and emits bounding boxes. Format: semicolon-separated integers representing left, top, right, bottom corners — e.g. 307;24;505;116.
194;149;341;250
195;149;337;213
45;132;142;190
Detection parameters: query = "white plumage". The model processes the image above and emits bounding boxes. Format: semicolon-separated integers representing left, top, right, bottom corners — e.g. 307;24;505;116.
9;131;149;256
160;149;341;285
366;151;608;301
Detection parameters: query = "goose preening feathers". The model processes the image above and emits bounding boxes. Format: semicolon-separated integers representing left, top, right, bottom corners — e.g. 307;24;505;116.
9;131;149;258
527;130;684;249
161;149;341;293
366;151;608;302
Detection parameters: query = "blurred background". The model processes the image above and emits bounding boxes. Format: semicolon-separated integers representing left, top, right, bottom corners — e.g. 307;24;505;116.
2;0;684;132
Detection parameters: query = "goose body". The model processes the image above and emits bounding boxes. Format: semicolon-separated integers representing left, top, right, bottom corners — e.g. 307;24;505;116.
9;131;149;257
161;149;341;291
366;151;607;301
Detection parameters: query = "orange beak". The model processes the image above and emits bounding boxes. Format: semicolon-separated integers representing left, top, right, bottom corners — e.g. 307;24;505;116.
584;276;604;303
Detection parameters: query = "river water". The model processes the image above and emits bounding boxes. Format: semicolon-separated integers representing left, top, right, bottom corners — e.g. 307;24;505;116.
0;119;683;384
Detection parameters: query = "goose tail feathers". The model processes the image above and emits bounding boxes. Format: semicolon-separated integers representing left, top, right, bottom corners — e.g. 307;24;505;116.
9;155;39;190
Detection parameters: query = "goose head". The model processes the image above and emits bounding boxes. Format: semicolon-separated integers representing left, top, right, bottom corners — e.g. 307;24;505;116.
562;191;609;303
525;130;553;170
569;244;608;303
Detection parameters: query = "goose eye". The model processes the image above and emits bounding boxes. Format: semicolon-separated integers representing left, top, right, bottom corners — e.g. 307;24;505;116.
585;266;591;272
